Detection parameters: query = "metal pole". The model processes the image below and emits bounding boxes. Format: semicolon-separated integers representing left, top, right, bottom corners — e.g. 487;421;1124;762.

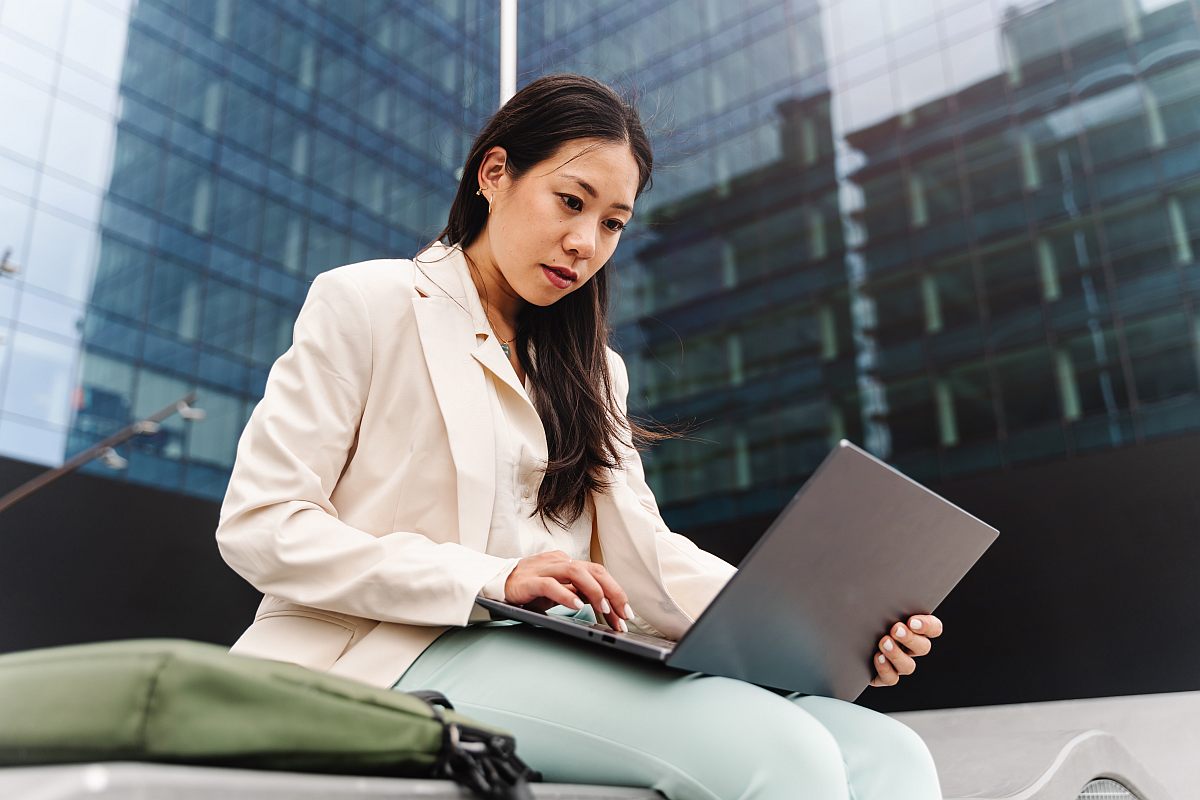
500;0;517;105
0;392;204;516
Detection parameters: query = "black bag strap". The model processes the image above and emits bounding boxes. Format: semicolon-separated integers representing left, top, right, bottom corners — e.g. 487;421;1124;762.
410;690;541;800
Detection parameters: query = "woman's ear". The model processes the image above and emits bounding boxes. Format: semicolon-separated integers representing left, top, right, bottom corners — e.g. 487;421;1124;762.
477;146;509;196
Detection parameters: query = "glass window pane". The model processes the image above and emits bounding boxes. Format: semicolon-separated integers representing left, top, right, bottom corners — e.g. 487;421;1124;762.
213;176;263;254
995;347;1059;430
73;352;136;442
201;276;253;356
148;259;203;340
24;209;100;303
132;369;189;458
17;289;84;342
62;0;129;84
121;29;177;107
2;330;76;427
0;75;52;161
946;362;997;442
0;0;69;49
186;388;243;467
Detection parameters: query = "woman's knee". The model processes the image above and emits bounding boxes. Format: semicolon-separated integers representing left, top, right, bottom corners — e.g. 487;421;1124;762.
670;678;851;798
791;696;939;783
859;711;936;775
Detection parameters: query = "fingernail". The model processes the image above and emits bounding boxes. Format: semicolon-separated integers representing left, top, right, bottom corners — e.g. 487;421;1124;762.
877;654;886;664
910;618;923;630
617;618;628;633
624;604;635;620
601;597;612;614
895;625;907;638
572;597;584;610
883;638;894;651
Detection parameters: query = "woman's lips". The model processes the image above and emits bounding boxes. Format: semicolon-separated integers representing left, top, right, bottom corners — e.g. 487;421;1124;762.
541;265;574;290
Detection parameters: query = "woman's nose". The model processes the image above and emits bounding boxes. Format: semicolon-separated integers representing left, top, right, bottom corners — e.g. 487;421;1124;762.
563;223;596;260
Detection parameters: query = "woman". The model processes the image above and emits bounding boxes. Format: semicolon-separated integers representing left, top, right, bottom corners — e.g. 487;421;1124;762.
216;73;943;799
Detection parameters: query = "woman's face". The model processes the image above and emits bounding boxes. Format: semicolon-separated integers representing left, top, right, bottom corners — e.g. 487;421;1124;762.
478;137;640;307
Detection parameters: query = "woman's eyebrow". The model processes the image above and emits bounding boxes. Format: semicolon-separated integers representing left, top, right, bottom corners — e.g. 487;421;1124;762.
559;173;634;215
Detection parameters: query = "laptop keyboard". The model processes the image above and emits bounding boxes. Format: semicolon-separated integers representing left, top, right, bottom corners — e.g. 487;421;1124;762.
560;615;674;648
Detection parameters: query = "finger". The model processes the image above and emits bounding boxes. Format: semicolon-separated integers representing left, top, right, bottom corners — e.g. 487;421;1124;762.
580;564;629;633
891;622;931;657
584;563;632;622
879;635;916;676
535;577;584;611
898;633;931;657
566;563;624;632
871;652;899;686
908;614;943;638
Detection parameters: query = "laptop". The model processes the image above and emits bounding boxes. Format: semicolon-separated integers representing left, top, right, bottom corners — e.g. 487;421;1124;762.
474;439;998;700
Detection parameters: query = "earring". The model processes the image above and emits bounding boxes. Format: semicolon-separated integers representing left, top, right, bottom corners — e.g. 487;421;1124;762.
475;187;491;214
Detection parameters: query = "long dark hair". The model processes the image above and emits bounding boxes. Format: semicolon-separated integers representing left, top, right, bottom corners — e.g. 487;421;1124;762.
423;73;674;530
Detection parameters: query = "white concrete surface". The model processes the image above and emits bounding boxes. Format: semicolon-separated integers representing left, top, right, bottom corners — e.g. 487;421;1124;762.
892;691;1200;799
0;762;662;799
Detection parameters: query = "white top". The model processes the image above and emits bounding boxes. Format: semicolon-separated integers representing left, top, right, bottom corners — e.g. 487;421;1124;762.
442;255;594;607
477;364;595;600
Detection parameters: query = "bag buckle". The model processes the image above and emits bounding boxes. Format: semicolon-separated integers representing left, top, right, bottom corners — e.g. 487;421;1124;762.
416;691;541;800
444;721;540;800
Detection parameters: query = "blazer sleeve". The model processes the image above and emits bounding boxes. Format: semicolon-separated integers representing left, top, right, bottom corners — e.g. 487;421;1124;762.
215;270;515;627
605;347;738;633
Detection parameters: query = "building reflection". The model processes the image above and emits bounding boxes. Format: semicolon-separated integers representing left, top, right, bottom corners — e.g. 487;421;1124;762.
544;0;1200;542
8;0;1199;539
625;90;856;529
60;0;499;498
849;0;1200;482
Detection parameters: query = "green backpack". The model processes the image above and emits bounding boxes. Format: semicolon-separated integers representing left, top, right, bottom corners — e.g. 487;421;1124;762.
0;639;539;799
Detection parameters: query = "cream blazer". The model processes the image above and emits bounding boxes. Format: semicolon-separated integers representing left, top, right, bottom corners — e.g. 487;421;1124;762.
216;241;738;689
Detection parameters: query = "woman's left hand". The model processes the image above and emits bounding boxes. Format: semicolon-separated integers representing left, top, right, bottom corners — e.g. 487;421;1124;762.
869;614;943;688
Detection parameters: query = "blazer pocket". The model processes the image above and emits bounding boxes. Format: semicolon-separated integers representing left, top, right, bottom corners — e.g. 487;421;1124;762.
257;607;359;632
255;599;369;631
232;611;357;673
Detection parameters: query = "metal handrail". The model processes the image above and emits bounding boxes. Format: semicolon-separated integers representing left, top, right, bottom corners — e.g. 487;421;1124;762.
0;392;205;516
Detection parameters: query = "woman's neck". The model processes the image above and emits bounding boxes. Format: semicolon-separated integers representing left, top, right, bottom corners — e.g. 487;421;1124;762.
462;237;523;332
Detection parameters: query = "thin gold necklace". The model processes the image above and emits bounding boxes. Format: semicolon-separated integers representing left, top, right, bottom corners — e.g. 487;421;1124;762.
413;256;516;359
461;248;518;359
484;307;516;359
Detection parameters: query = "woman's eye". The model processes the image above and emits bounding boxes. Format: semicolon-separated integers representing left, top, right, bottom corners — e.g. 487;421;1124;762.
559;194;624;232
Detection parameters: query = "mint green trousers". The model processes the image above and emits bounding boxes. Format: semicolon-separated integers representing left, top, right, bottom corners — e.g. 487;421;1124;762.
393;608;941;800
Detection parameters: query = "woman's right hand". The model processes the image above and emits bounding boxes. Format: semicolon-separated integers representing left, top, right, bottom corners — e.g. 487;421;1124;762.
504;550;634;633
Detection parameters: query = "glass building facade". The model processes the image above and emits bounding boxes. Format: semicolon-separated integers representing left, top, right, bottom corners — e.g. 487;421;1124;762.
3;0;1200;538
521;0;1200;532
848;0;1200;483
520;0;851;527
0;0;499;499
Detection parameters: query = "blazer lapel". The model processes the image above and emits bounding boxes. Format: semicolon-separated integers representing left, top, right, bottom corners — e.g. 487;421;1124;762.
410;243;498;554
471;341;526;403
470;340;548;459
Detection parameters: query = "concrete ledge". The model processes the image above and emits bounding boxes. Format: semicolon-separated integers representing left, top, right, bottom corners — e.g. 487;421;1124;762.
7;693;1197;799
892;692;1200;800
910;728;1166;799
0;762;663;799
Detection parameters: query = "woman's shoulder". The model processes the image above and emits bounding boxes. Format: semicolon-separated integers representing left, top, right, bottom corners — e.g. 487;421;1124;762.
604;345;629;383
303;258;421;325
315;257;419;297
